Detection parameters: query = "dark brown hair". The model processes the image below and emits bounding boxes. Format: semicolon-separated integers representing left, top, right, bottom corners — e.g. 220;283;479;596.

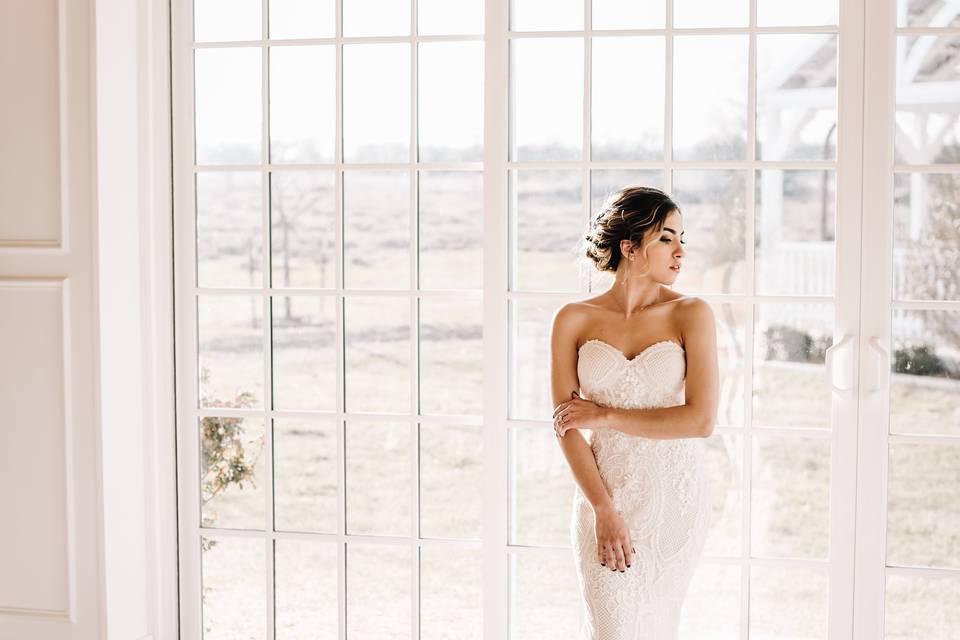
581;186;681;273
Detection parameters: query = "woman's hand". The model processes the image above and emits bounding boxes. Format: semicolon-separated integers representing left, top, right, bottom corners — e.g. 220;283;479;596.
553;391;607;438
593;504;635;572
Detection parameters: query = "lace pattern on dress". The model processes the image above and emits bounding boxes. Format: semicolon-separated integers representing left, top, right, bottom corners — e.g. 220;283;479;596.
570;339;712;640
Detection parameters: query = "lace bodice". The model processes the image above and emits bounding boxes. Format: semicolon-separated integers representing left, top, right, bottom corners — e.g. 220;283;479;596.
570;338;711;639
577;338;686;409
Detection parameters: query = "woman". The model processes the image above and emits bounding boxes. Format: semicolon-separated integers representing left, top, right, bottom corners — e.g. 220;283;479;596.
549;186;719;639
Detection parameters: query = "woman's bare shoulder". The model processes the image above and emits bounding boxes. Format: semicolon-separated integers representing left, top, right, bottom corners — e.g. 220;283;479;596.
551;297;610;340
672;295;716;329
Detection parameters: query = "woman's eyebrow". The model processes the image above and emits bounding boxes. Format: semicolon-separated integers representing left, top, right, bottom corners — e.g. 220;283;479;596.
662;227;685;236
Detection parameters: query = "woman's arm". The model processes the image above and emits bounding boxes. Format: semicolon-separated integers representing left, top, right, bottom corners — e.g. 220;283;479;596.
593;297;719;440
549;303;615;513
598;405;709;439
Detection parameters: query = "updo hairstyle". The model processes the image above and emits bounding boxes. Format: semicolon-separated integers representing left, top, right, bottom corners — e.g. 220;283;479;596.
581;186;681;273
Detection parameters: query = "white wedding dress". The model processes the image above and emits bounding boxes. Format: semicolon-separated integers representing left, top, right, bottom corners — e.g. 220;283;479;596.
570;338;712;640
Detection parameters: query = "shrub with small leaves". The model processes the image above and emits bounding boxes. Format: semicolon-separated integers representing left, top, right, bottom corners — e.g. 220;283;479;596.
198;365;263;553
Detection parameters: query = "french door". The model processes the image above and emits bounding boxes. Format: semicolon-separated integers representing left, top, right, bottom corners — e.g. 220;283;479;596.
172;0;959;638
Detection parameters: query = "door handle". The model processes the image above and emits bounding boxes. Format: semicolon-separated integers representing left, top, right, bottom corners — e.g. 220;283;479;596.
824;334;855;397
865;336;888;393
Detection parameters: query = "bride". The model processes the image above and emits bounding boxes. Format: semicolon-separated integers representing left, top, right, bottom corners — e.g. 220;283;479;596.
549;186;719;639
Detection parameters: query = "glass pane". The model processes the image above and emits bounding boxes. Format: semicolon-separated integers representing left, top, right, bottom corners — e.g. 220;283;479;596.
593;0;665;29
511;169;584;292
418;41;483;163
269;46;335;164
269;0;335;39
346;420;411;536
343;170;410;289
592;37;665;161
270;171;337;289
511;38;584;161
343;0;411;36
757;34;838;161
418;0;484;34
756;170;836;296
702;433;742;557
895;36;960;165
201;536;266;639
200;416;265;529
885;574;960;639
344;296;411;413
508;298;555;420
420;423;483;539
509;427;574;546
343;44;410;162
420;545;483;639
752;303;833;429
194;0;260;42
346;543;413;637
897;0;960;27
670;170;748;294
589;170;665;216
272;295;337;411
673;36;748;161
274;539;338;638
509;550;582;640
273;418;338;533
749;565;828;638
418;171;484;290
758;0;838;26
674;0;748;29
893;173;960;302
419;298;483;416
198;294;264;408
751;434;830;559
196;171;263;289
195;48;262;165
887;441;960;569
712;302;747;428
890;310;960;436
678;563;741;637
511;0;583;31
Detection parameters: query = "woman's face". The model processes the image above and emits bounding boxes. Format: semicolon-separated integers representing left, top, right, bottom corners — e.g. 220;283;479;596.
625;209;685;284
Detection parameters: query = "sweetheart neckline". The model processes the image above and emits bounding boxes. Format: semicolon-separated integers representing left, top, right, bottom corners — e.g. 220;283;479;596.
578;338;684;362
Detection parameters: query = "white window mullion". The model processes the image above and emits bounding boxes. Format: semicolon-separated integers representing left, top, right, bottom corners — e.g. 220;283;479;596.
854;0;897;638
259;3;276;639
483;0;510;637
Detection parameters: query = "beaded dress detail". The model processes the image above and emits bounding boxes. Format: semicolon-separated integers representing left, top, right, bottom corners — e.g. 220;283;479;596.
570;339;711;640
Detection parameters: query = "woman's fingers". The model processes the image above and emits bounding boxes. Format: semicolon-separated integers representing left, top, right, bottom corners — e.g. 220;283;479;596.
554;410;573;436
613;542;627;572
600;542;612;567
597;540;638;572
